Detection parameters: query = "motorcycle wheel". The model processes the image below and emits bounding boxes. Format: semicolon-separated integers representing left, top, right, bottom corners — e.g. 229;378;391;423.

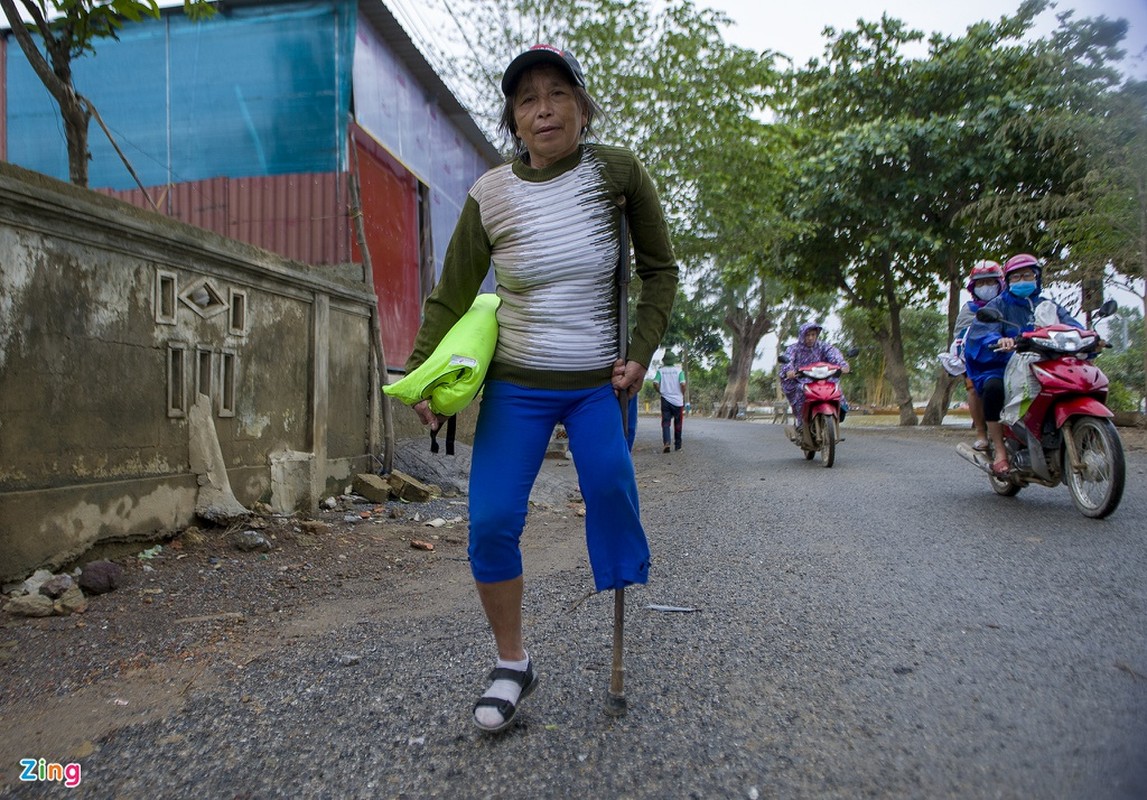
813;414;835;468
1064;416;1125;518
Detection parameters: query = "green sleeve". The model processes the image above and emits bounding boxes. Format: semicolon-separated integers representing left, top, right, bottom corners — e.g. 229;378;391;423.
621;153;678;368
405;195;492;372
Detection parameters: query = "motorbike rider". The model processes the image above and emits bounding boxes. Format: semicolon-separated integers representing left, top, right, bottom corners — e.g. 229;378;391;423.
964;254;1082;476
781;322;851;428
947;260;1005;452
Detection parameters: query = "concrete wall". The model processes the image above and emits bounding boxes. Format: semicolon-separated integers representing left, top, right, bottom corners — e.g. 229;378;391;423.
0;162;379;581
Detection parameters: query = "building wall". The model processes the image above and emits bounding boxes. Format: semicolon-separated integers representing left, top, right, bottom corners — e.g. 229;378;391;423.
99;173;354;270
0;162;378;582
351;7;498;283
3;1;500;374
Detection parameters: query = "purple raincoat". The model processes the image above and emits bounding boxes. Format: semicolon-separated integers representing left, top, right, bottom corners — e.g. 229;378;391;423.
781;322;849;421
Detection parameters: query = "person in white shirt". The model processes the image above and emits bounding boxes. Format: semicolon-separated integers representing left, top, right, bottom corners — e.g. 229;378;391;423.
652;351;687;453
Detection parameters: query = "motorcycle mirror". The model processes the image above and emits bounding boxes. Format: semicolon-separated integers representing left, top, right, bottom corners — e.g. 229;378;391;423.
845;346;860;358
975;307;1004;323
1094;299;1118;319
777;353;790;364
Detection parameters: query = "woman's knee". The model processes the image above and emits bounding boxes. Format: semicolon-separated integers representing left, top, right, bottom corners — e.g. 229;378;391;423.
471;500;527;540
467;511;525;581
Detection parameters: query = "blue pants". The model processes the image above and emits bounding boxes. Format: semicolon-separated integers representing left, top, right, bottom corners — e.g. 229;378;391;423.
468;380;650;592
626;393;638;451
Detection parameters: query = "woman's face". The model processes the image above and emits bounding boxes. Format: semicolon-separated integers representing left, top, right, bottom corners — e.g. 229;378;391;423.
512;65;587;169
802;328;820;347
1008;267;1038;285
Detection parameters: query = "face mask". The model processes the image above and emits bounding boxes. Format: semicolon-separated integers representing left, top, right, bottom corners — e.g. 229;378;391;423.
973;284;1000;301
1010;280;1037;298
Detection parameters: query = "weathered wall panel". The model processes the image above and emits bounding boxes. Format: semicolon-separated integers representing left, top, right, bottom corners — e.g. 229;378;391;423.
0;162;377;581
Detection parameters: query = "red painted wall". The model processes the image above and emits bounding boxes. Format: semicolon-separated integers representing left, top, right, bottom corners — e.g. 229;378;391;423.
351;131;421;370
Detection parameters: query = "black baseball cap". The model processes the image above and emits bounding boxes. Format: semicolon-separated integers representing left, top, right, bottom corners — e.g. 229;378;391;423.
501;45;586;96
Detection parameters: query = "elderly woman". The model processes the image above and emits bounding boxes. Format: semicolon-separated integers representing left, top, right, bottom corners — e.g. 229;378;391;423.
401;45;678;732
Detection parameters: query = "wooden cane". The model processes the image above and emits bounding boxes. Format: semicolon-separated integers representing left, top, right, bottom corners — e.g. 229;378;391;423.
605;588;627;715
606;203;630;717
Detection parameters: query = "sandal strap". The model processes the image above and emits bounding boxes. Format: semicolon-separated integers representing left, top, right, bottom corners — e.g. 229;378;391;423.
487;664;534;687
474;695;516;716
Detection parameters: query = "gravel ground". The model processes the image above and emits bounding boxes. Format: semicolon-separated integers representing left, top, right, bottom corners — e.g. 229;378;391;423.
2;421;1145;798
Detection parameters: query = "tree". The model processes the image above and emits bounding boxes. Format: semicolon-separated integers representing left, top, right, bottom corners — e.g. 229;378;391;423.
0;0;214;187
782;2;1135;426
716;285;773;418
782;14;942;425
1038;81;1147;409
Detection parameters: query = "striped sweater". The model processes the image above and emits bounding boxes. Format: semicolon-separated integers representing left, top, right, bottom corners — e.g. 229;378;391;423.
407;144;678;390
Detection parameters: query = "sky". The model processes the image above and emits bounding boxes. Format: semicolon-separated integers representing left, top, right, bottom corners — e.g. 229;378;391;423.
385;0;1147;83
702;0;1147;79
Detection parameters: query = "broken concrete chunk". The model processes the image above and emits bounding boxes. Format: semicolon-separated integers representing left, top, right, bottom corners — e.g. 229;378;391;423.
20;569;55;596
385;469;434;503
5;593;54;617
232;530;273;553
38;574;74;599
352;473;391;504
190;394;251;523
54;586;88;615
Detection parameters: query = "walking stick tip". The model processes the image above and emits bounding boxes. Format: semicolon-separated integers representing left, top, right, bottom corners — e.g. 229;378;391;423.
604;690;628;716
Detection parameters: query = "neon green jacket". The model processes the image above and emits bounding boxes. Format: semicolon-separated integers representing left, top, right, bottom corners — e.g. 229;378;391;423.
383;293;500;416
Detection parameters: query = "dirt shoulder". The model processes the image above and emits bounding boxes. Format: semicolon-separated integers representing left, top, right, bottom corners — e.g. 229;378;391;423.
0;486;589;786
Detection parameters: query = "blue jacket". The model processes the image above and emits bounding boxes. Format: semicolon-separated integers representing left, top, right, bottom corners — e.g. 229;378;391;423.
964;290;1080;393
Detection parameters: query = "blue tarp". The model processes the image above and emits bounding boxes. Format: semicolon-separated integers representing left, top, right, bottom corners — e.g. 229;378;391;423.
6;1;355;189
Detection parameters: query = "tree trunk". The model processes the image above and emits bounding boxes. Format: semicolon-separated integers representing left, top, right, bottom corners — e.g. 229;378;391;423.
1141;288;1147;415
922;256;962;426
0;0;92;187
921;369;959;426
717;346;753;418
879;263;917;426
62;97;91;187
717;303;772;418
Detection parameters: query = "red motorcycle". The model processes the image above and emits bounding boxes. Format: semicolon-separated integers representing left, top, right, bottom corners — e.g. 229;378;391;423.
778;350;855;468
956;299;1125;518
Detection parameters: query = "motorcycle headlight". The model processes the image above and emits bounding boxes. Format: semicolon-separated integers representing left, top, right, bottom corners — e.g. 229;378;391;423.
1031;330;1094;352
804;366;832;379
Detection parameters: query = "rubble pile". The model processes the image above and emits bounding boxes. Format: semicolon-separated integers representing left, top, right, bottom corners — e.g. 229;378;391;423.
1;560;123;618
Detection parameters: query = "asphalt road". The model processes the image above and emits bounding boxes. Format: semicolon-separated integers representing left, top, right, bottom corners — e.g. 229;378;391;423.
7;417;1145;799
